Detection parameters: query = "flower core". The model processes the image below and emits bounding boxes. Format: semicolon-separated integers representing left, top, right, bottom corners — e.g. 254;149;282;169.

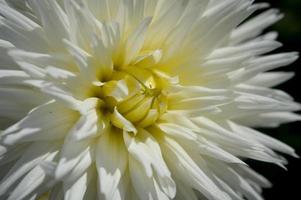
91;62;170;134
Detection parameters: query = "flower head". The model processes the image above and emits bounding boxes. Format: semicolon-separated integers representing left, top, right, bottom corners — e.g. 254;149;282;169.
0;0;300;199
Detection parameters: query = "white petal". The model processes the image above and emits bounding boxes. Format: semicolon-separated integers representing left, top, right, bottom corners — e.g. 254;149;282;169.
246;72;295;87
124;129;176;198
68;109;101;141
160;136;229;200
231;9;283;44
0;3;39;31
129;156;169;200
157;123;245;164
237;112;301;128
231;52;299;83
174;180;198;200
0;142;59;196
8;165;47;200
192;0;254;58
0;144;29;166
229;122;298;157
210;40;282;59
234;165;272;188
208;161;264;200
0;13;46;51
122;17;152;66
55;139;94;181
0;87;46;127
0;40;18;69
24;80;82;110
96;129;128;200
63;39;91;72
64;167;95;200
146;0;189;49
110;107;137;134
28;0;69;50
1;101;77;145
0;70;29;85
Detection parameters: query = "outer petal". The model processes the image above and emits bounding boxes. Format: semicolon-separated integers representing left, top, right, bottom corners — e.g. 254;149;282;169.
124;129;176;199
96;128;128;200
1;101;77;145
158;135;230;200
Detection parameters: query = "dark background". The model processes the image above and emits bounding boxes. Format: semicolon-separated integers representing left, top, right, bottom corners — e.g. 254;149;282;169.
250;1;301;199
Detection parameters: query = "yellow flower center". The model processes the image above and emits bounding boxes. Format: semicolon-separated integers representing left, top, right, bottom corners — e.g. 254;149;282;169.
89;62;170;133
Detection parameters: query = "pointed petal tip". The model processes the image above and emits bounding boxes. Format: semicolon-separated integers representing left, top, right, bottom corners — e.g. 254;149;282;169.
276;163;288;171
292;152;300;159
291;51;299;58
255;3;270;10
263;180;273;188
1;137;14;146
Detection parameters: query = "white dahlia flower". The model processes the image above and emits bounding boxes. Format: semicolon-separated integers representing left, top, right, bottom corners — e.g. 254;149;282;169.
0;0;300;199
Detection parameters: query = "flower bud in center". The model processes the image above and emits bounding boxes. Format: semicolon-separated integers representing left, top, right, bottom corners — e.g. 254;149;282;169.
100;70;168;132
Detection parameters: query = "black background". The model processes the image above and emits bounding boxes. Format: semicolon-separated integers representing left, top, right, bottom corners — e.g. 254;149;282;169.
250;1;301;199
